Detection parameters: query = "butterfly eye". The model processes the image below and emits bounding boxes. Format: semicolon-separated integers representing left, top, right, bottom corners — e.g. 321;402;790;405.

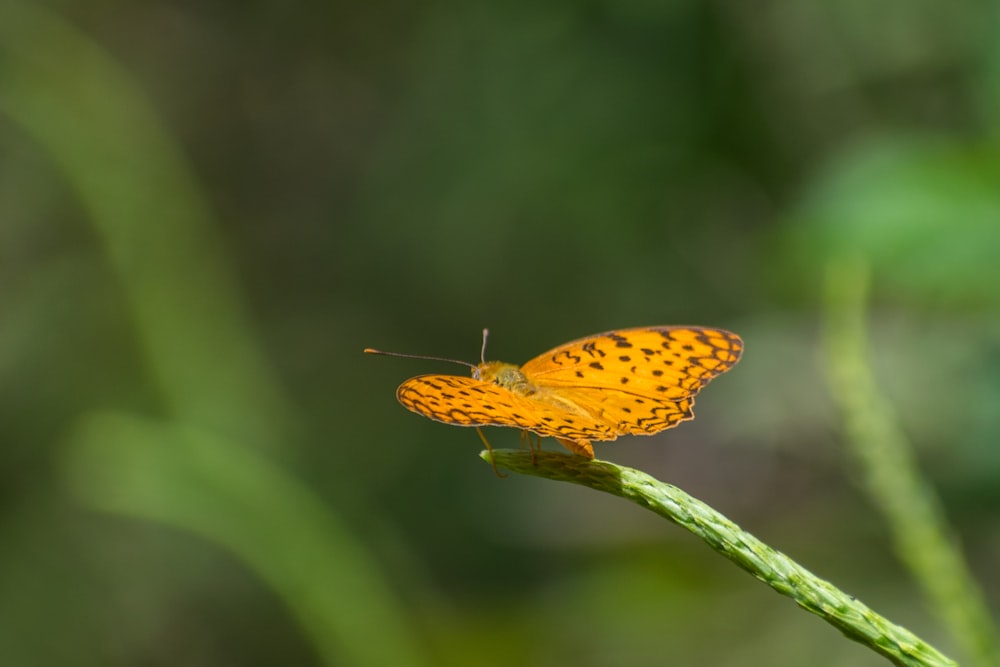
472;368;481;380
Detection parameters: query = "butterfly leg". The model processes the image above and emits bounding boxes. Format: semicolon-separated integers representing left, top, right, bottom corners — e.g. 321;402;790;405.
556;438;594;459
476;427;507;478
519;430;541;465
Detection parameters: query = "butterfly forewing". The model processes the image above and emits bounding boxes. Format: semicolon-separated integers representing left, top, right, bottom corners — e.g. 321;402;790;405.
520;326;742;400
397;375;616;442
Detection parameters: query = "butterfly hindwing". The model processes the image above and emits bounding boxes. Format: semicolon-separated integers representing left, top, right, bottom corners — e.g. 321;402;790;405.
552;388;695;436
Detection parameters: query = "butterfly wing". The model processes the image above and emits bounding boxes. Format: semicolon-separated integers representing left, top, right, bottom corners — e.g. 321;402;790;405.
552;389;696;436
519;326;742;436
396;374;616;443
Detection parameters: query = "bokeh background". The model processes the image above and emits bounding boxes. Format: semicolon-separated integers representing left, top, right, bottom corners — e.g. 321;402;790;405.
2;1;999;665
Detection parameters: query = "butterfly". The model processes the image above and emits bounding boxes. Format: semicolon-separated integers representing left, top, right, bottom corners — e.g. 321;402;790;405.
366;326;742;461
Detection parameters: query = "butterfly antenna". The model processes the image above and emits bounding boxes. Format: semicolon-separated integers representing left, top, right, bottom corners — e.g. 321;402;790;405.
480;328;489;364
364;347;478;371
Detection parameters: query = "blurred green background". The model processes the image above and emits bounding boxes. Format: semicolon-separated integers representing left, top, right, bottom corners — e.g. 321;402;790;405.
2;1;998;665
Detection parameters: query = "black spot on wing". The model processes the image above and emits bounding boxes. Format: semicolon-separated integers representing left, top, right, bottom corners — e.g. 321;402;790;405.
608;333;633;348
551;350;582;366
581;341;607;358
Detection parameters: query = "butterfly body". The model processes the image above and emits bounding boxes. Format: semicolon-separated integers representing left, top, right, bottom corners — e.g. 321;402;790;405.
477;362;534;394
380;326;742;459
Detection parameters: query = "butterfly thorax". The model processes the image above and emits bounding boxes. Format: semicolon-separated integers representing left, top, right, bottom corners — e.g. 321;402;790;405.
475;361;537;396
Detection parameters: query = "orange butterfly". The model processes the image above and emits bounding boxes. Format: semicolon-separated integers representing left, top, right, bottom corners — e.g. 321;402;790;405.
367;326;742;460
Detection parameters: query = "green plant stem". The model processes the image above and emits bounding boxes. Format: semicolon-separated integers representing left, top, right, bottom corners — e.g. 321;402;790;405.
482;448;956;667
823;256;1000;666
